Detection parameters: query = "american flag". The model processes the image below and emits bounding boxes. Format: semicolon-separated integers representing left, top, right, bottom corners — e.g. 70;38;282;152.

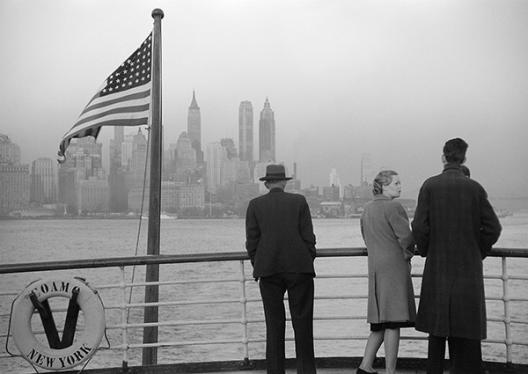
58;33;152;160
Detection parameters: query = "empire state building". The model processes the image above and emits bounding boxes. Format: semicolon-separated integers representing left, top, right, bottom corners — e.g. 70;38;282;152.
259;98;275;162
187;91;203;162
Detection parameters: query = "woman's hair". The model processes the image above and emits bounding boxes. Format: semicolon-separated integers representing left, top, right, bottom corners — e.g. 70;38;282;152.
372;170;398;195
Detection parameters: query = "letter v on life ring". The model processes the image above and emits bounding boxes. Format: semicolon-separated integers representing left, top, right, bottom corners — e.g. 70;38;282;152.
11;278;106;370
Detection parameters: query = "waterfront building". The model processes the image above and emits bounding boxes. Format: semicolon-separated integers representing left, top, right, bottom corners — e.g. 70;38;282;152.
77;178;109;213
258;98;275;162
187;91;203;163
0;134;21;164
164;182;206;213
30;158;57;204
161;181;178;211
177;183;205;211
0;163;30;215
238;101;253;163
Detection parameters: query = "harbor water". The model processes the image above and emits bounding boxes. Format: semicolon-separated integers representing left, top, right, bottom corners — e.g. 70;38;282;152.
1;215;527;372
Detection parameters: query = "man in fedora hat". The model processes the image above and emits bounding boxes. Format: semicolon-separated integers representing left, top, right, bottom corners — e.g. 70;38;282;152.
246;164;317;374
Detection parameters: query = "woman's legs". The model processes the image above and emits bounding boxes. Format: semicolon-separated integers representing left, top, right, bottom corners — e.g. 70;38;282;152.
383;328;400;374
358;330;384;372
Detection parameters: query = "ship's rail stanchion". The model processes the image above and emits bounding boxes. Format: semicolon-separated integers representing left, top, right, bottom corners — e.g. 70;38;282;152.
119;266;129;373
238;260;252;369
502;257;513;368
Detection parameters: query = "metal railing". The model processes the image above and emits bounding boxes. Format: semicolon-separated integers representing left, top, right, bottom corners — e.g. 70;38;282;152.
1;247;527;370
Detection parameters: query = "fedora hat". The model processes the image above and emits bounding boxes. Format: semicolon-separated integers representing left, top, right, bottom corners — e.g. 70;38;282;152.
259;164;292;181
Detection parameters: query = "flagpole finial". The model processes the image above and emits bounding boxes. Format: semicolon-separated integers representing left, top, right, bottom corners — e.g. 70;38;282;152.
152;8;164;19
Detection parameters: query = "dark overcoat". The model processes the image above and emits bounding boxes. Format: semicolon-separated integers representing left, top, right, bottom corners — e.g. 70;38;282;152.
361;196;416;324
245;188;316;279
412;164;501;339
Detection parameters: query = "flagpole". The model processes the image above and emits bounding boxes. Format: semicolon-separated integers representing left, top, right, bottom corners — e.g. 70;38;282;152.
143;8;164;366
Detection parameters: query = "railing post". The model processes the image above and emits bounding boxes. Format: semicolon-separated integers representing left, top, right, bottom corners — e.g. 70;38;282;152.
239;260;250;366
120;266;129;372
501;257;513;366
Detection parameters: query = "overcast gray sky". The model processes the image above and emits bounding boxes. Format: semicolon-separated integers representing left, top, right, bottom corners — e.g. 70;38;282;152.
1;0;527;198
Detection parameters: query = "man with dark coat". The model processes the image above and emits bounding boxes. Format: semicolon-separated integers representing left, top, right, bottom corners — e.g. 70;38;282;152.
412;138;502;374
246;164;317;374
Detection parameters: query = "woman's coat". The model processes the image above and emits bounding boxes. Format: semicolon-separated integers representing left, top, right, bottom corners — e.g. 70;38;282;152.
360;195;416;324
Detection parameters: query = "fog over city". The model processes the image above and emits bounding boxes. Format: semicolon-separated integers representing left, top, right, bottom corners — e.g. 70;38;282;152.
1;0;527;199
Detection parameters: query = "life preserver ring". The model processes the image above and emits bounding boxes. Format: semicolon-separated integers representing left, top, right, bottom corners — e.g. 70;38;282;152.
11;278;105;371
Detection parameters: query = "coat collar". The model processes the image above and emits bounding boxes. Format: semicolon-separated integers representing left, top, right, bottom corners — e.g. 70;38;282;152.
269;187;284;193
443;162;462;173
373;194;390;201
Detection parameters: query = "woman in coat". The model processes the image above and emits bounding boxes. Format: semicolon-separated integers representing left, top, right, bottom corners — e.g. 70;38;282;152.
357;170;416;374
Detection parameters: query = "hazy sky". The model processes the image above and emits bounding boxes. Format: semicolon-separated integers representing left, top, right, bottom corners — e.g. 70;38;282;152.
1;0;527;198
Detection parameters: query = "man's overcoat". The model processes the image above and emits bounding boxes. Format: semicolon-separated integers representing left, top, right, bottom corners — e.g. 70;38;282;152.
245;188;316;279
412;164;501;339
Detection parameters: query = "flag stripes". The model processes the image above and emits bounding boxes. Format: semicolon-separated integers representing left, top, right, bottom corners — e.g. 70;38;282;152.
58;33;152;160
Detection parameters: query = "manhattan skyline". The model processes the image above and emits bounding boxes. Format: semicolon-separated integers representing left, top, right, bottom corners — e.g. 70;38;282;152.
1;0;527;199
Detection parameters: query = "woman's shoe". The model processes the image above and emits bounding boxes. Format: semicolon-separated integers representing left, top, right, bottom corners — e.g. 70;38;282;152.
356;368;378;374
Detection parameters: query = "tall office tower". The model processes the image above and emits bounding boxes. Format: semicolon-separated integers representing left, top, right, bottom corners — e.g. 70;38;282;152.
175;132;197;182
31;158;57;204
130;128;148;186
187;91;203;163
109;126;127;212
0;134;21;164
259;98;276;162
205;142;226;193
238;101;253;163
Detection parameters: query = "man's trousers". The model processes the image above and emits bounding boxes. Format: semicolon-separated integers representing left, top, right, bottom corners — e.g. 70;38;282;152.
259;273;316;374
426;334;483;374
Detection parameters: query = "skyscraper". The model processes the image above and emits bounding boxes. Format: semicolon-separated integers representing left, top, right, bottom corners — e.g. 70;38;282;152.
31;158;57;204
259;98;275;162
175;132;197;182
109;126;127;212
187;91;202;163
238;101;253;163
0;134;29;215
205;142;226;193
